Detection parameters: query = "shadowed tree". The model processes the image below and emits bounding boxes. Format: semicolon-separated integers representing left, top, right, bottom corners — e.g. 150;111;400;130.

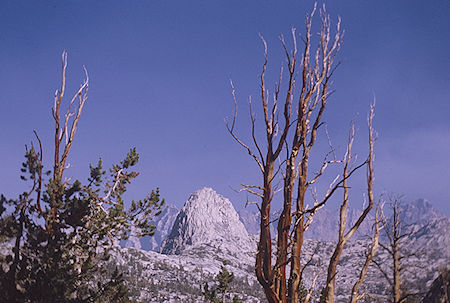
421;268;449;303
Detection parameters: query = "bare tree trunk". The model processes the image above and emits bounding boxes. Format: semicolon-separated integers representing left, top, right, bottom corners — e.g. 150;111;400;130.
47;51;89;233
350;203;384;303
392;204;402;303
373;197;425;303
227;4;377;303
255;162;278;302
287;164;307;303
321;104;375;303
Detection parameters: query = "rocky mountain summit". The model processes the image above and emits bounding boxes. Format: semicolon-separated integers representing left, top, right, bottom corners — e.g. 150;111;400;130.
161;188;255;256
112;188;263;302
112;188;449;302
399;198;444;226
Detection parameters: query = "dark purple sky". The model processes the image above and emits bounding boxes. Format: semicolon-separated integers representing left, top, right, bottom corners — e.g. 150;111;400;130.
1;1;449;214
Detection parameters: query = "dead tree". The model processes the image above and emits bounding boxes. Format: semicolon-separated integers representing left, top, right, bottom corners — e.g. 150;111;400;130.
46;51;89;232
349;202;384;303
320;109;375;303
227;4;376;303
373;196;426;303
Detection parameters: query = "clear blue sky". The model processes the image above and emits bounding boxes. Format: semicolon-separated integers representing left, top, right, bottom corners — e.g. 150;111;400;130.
1;0;449;214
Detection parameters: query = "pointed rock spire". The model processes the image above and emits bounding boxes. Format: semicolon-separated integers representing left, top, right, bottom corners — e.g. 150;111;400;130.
161;187;255;255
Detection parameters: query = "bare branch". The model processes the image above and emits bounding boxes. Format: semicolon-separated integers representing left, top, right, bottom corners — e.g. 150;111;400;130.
103;168;123;202
344;103;375;241
349;203;384;303
302;160;367;215
59;66;89;174
372;258;394;288
249;96;266;166
47;52;89;233
235;186;264;198
304;268;321;303
226;82;265;173
33;130;44;215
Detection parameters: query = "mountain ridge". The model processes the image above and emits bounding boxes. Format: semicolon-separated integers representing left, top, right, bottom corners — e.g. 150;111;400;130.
238;198;446;241
110;189;449;302
125;193;447;251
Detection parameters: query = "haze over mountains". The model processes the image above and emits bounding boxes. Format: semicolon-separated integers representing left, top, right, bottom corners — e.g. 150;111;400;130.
126;188;446;249
117;187;449;302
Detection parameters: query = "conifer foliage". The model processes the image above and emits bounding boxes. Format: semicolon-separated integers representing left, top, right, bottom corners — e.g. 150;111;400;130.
202;260;241;303
0;52;164;302
216;262;235;302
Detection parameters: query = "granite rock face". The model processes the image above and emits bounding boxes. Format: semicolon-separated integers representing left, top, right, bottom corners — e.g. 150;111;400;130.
161;187;256;257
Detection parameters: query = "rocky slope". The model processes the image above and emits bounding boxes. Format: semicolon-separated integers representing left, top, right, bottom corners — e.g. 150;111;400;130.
145;204;179;251
111;190;449;302
114;188;262;302
161;187;256;258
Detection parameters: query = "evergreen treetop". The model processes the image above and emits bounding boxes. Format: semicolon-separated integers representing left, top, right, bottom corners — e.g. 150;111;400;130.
0;52;164;302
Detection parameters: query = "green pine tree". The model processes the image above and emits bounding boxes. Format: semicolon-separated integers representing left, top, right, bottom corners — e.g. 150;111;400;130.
202;282;219;303
203;261;242;303
216;261;235;303
0;52;164;302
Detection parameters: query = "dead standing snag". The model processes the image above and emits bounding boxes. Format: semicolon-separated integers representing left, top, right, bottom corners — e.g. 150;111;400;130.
228;5;376;303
